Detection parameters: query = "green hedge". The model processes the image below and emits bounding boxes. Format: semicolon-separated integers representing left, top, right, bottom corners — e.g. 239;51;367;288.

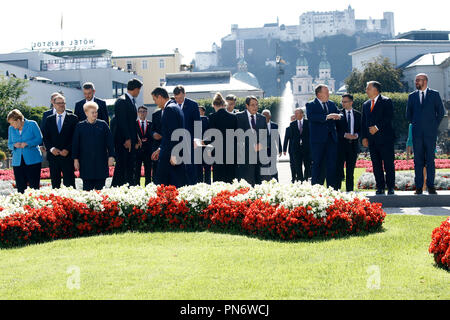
329;92;410;141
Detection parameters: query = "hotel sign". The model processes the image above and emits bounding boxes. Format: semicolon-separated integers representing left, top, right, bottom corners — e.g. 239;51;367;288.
31;39;96;51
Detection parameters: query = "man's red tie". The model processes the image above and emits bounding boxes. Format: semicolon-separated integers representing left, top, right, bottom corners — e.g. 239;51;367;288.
370;99;375;112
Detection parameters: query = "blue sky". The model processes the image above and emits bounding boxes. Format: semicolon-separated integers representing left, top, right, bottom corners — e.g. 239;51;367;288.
1;0;449;62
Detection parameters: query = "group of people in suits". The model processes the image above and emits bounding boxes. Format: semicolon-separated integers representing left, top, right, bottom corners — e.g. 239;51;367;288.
6;72;445;195
282;75;444;195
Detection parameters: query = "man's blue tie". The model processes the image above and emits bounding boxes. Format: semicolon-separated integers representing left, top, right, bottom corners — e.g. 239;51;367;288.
347;111;351;133
421;91;425;106
57;114;62;133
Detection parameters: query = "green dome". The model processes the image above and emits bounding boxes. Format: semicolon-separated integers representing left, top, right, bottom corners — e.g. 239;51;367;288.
319;60;331;69
296;56;308;67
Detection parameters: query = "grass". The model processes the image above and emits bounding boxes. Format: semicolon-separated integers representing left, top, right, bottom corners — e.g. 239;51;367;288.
0;215;449;300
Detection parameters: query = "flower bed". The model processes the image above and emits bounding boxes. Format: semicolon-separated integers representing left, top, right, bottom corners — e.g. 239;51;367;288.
357;172;450;191
355;159;450;172
0;181;386;247
429;217;450;270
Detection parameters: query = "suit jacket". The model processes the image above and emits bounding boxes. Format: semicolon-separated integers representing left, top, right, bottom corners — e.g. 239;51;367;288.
361;95;395;145
206;108;238;164
113;94;138;145
200;116;209;136
43;112;79;160
288;119;310;155
136;119;153;154
283;127;293;154
306;98;339;143
179;98;201;140
406;88;445;138
40;108;73;130
235;110;266;164
74;97;109;125
336;108;361;152
160;102;185;162
266;121;282;155
151;109;162;153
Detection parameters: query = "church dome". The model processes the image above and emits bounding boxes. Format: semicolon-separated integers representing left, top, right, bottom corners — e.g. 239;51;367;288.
233;71;261;89
296;55;308;67
319;60;331;69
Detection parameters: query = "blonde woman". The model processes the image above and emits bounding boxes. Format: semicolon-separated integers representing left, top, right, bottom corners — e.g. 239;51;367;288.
7;109;43;193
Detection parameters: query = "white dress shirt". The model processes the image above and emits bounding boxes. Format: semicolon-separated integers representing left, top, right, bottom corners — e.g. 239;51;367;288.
50;111;67;153
419;87;428;104
246;110;257;131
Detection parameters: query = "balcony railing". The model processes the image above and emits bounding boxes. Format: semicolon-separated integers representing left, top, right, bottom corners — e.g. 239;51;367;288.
40;57;112;71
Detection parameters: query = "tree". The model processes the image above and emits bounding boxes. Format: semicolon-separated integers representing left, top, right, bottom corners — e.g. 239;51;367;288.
0;76;46;139
345;57;404;93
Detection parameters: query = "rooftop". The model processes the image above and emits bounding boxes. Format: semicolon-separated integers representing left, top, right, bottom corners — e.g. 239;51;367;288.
405;52;450;68
350;39;450;55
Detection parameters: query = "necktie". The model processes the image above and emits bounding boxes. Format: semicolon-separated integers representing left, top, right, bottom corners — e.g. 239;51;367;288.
421;91;425;105
132;98;136;106
57;114;62;133
141;121;145;134
250;115;256;130
370;99;375;112
178;103;182;109
298;120;303;135
347;111;351;133
322;102;329;114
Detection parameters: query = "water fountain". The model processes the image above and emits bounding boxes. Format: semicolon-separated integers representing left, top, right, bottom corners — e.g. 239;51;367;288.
277;82;295;161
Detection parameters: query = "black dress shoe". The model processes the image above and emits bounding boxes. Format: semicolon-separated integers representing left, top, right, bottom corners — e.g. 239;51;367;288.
387;189;395;195
414;188;423;195
428;187;437;195
375;189;385;195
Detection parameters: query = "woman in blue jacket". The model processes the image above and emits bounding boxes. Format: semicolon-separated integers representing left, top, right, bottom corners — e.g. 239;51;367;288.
7;109;43;193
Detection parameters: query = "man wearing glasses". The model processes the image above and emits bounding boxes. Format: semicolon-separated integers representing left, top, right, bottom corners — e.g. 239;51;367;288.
335;94;361;191
42;94;78;188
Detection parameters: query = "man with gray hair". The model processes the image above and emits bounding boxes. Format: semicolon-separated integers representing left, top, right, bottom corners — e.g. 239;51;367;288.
406;73;445;195
288;107;311;182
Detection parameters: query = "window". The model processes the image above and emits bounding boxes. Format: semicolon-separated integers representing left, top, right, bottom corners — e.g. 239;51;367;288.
113;81;127;98
159;59;165;69
159;78;165;86
142;60;148;70
298;85;302;93
126;61;132;71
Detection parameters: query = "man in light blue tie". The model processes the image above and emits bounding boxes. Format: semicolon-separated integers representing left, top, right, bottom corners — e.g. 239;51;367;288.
42;94;79;188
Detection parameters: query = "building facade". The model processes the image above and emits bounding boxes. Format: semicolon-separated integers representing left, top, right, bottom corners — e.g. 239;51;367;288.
112;50;182;105
0;49;142;108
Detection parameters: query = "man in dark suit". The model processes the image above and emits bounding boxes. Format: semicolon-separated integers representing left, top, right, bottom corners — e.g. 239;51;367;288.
74;82;109;125
151;87;187;188
335;94;361;191
134;106;153;186
111;78;142;187
288;108;311;182
235;96;267;186
198;106;211;184
42;94;78;188
406;73;445;195
173;85;201;185
362;81;396;195
283;114;297;183
151;108;162;183
261;109;282;181
306;84;341;189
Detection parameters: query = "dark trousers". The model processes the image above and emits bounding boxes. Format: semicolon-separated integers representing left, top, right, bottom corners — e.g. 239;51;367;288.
155;160;187;188
83;179;106;191
237;164;261;186
197;164;212;184
336;141;358;191
134;151;152;186
111;143;136;187
48;155;75;189
213;164;235;183
413;133;436;189
152;159;158;183
311;135;337;189
369;142;395;190
288;153;296;183
13;157;41;193
292;148;311;182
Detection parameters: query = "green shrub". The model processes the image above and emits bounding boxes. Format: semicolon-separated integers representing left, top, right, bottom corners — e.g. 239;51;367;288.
0;150;6;161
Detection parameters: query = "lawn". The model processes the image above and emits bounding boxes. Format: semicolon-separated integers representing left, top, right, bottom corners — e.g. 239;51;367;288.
0;215;448;300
